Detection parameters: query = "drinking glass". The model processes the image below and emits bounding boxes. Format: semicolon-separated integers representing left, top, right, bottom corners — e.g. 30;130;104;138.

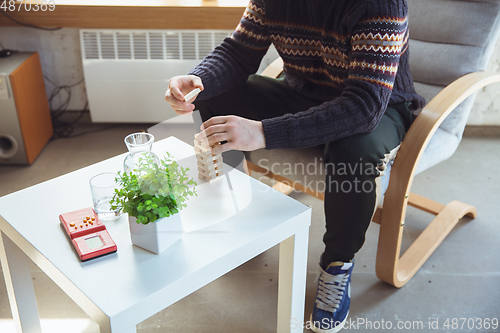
90;172;122;220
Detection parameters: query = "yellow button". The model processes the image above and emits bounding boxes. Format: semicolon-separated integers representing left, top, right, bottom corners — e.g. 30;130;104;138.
91;217;96;221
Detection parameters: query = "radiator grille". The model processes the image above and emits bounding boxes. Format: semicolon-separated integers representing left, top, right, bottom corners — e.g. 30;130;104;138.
81;30;232;60
117;32;132;59
165;32;180;60
133;33;148;59
99;32;115;59
149;32;164;60
82;31;99;59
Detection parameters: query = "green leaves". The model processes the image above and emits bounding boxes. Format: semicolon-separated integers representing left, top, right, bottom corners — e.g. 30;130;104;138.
110;153;197;225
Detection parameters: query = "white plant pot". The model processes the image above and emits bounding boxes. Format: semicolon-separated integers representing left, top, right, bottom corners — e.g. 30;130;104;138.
128;213;182;254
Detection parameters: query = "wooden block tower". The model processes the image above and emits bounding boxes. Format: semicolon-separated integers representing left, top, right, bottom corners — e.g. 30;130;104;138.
194;135;223;182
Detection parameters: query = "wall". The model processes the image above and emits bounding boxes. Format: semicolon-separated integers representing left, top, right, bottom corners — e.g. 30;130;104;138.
0;27;87;112
0;27;499;125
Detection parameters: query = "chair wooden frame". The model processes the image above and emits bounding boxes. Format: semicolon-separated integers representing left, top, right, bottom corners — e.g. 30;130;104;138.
246;57;500;287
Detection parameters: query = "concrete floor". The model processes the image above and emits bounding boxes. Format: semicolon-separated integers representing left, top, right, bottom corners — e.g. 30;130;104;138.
0;123;499;333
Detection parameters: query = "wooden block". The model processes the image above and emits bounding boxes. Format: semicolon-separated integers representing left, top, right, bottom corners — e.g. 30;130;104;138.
195;151;212;159
194;136;210;148
198;166;223;180
198;173;213;182
198;167;217;177
199;168;218;178
213;158;223;167
194;139;210;149
184;88;201;102
194;145;212;154
196;155;216;165
195;132;224;181
197;161;216;171
196;157;214;164
198;162;216;172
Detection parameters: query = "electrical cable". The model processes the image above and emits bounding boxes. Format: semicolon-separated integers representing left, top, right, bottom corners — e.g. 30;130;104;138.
43;75;92;140
64;124;121;139
0;10;61;31
44;77;85;123
47;83;127;141
0;46;115;140
44;76;84;114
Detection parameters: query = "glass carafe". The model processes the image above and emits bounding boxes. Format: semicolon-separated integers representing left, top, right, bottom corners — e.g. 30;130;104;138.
123;133;160;174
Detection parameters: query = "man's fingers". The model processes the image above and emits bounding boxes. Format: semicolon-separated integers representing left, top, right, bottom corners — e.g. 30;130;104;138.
190;76;204;91
202;124;227;138
174;109;194;115
196;126;230;147
206;132;230;146
170;100;194;112
168;81;185;101
201;116;229;130
212;141;235;155
168;96;186;108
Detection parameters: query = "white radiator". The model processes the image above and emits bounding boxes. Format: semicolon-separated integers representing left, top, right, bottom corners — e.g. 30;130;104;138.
80;29;233;123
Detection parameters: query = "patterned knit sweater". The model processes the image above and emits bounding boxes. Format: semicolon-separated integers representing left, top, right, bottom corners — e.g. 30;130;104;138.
188;0;425;149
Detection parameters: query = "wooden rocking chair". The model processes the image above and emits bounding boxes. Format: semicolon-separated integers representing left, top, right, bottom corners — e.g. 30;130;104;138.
244;0;500;287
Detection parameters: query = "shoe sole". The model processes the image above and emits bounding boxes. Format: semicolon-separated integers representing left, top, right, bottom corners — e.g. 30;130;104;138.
310;311;349;333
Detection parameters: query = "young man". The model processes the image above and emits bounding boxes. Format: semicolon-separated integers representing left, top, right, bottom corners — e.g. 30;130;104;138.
165;0;424;331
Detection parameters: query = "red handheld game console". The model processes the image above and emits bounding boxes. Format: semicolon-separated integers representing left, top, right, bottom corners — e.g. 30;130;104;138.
60;207;117;261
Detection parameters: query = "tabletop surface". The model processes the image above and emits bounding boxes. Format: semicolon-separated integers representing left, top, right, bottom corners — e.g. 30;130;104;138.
0;137;310;320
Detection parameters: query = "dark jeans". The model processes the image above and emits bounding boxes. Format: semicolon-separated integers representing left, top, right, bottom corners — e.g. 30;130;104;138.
194;74;414;266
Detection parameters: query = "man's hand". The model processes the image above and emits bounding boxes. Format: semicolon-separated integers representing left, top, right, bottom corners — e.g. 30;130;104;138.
165;75;204;115
197;116;266;154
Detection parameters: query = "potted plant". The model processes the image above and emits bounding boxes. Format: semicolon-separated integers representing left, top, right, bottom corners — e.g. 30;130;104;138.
111;153;197;254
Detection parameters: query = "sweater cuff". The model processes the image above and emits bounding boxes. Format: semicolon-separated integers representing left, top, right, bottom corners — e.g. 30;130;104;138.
261;118;291;150
187;68;204;79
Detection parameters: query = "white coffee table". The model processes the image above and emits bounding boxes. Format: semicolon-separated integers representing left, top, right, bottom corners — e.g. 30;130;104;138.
0;136;311;333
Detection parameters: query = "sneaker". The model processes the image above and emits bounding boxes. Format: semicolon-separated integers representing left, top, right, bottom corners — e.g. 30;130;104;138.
310;260;354;333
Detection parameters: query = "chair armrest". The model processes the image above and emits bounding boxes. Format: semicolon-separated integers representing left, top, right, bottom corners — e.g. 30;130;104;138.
261;57;284;78
388;71;500;197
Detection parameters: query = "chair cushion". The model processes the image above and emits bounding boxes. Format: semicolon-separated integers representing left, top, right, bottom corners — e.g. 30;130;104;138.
408;0;500;139
415;127;461;174
408;0;500;48
413;80;479;141
409;40;486;87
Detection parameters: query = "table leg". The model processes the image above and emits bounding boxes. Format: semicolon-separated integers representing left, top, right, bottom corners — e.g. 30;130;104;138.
97;317;137;333
277;226;309;333
111;327;136;333
0;232;42;333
